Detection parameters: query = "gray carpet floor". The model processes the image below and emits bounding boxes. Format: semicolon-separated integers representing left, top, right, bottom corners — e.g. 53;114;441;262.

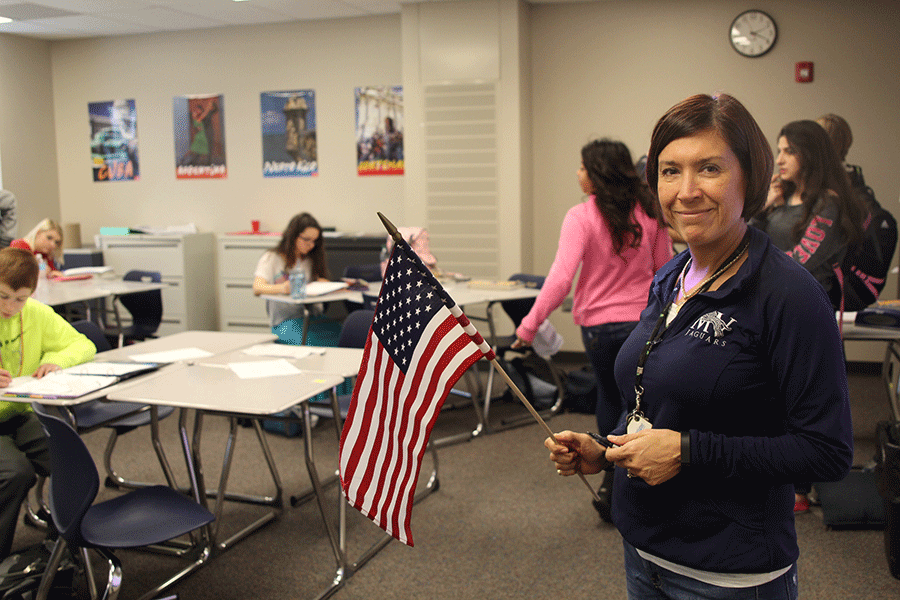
12;360;900;599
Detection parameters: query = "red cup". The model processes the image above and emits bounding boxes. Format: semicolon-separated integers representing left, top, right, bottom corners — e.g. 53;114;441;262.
251;220;260;233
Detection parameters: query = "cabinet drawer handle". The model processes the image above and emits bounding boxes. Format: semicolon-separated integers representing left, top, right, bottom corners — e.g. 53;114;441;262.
104;243;180;249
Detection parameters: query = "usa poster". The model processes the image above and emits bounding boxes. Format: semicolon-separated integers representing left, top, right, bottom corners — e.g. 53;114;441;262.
261;90;317;177
89;99;138;182
174;94;227;179
356;86;403;176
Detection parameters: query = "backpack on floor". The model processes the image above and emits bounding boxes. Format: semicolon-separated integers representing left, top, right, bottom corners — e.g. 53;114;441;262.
840;186;898;311
562;366;597;414
0;539;77;600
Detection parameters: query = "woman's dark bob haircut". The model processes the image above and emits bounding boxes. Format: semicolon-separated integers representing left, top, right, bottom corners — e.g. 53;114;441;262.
646;93;773;220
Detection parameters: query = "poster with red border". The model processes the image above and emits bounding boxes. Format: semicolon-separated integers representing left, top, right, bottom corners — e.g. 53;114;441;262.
174;94;227;179
356;86;403;176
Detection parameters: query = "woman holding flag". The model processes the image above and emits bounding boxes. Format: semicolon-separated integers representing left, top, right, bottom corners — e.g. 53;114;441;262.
545;93;852;599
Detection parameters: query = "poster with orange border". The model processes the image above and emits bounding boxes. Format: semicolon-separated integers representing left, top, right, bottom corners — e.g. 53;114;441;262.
356;86;403;176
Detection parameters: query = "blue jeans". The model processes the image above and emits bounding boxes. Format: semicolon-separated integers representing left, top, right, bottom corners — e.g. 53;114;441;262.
581;321;637;435
623;540;798;600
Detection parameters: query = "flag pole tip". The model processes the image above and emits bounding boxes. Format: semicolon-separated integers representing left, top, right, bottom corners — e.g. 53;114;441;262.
377;212;403;243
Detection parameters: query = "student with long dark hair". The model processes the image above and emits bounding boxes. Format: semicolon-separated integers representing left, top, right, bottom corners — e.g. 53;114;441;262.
753;120;865;310
514;139;672;520
253;212;330;343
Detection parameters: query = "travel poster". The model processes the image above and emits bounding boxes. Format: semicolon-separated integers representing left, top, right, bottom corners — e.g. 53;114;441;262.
89;99;139;182
356;86;404;176
261;90;318;177
174;94;227;179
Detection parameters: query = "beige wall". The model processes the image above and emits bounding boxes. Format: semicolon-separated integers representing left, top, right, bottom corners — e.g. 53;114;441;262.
2;0;898;358
49;16;404;239
529;0;900;357
0;33;59;233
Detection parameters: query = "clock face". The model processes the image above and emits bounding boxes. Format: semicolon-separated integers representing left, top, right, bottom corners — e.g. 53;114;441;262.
730;10;777;57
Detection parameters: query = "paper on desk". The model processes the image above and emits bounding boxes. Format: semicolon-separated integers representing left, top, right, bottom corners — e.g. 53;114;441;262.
242;343;326;359
65;361;160;376
304;281;349;296
228;359;301;379
3;373;119;399
127;347;214;363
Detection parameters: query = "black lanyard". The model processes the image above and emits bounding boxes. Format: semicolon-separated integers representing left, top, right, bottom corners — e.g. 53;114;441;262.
633;230;750;413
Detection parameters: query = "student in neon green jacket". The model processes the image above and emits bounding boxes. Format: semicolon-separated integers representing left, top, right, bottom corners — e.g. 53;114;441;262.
0;247;95;559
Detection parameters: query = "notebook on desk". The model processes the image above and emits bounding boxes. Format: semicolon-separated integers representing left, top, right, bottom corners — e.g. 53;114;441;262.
305;281;349;296
2;361;161;400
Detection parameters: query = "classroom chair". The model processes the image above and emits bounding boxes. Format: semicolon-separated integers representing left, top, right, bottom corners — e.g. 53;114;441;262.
342;263;383;314
106;270;163;348
25;321;178;531
69;320;178;491
30;402;214;600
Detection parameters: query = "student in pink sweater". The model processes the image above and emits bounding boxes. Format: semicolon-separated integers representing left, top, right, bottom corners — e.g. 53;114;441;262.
514;139;672;520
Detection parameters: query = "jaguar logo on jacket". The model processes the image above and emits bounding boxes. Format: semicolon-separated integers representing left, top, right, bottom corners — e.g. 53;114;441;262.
686;311;737;346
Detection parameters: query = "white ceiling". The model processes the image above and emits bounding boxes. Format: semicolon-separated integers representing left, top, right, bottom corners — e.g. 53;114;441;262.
0;0;592;40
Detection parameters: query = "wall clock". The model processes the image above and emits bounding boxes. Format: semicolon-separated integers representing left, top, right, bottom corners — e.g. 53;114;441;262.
730;10;777;57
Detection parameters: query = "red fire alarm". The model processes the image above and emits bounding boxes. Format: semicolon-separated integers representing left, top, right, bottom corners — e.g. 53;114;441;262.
796;62;814;83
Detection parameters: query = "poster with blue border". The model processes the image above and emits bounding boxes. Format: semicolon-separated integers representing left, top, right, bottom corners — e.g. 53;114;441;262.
261;90;317;177
356;86;403;176
89;99;138;182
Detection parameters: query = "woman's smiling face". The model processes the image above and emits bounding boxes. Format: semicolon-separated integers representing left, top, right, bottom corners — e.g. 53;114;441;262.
657;128;747;253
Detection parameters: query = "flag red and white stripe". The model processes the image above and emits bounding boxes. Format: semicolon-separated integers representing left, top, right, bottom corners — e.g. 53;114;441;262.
339;237;493;546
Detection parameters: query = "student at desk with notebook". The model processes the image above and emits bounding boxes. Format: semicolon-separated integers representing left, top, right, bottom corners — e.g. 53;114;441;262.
0;248;95;560
252;212;335;345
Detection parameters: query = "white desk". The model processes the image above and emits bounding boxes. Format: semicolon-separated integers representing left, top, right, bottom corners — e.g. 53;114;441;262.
32;277;169;333
32;277;165;306
97;330;277;361
261;287;366;344
106;346;346;576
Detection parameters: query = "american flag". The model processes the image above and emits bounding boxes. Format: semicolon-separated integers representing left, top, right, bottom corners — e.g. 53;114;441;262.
339;236;494;546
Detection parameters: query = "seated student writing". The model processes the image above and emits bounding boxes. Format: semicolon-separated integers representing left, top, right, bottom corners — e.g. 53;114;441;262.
0;248;96;560
252;212;332;345
10;218;64;279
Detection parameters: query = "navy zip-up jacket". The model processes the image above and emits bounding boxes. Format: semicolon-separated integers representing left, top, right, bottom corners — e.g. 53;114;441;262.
612;226;853;574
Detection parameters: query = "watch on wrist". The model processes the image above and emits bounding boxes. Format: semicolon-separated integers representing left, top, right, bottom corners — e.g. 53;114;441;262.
587;432;615;471
680;431;690;467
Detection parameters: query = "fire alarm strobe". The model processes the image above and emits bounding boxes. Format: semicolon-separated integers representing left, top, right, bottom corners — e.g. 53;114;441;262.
796;62;814;83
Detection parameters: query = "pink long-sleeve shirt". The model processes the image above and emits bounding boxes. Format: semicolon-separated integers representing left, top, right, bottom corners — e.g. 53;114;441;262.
516;198;673;343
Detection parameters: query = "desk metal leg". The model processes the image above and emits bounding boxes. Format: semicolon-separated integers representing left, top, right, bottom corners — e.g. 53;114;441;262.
883;341;900;421
300;401;347;600
291;388;343;507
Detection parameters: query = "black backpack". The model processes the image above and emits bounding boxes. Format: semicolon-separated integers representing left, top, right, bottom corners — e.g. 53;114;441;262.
840;183;898;311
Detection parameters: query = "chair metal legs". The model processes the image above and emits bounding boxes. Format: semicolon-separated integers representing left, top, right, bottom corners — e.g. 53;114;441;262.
103;423;179;492
23;476;50;530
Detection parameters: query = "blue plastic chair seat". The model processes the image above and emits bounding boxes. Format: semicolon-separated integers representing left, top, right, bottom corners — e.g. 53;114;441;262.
81;485;214;548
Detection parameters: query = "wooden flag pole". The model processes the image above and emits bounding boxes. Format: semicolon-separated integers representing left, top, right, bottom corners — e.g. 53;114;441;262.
377;211;601;502
488;358;602;502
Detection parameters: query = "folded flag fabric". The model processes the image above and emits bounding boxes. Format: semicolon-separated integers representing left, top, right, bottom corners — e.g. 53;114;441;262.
339;234;494;546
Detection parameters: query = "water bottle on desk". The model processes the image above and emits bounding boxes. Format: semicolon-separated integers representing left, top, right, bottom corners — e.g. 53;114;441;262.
36;255;47;285
289;267;307;299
